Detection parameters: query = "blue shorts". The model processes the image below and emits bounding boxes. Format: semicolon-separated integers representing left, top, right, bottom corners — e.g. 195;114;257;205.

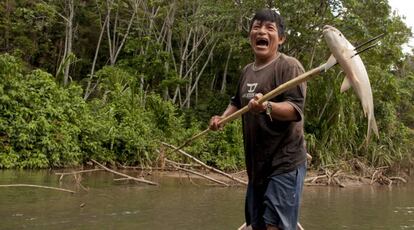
245;162;306;230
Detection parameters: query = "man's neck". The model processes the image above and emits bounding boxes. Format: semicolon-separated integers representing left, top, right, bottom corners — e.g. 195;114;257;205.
253;53;281;70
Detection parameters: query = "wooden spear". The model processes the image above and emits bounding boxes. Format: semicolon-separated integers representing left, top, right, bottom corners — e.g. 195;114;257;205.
170;33;383;154
172;55;338;153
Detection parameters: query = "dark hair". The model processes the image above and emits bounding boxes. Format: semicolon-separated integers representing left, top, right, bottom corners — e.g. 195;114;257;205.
249;8;285;37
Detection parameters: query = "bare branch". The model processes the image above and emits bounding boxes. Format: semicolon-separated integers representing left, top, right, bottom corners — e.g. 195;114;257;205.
166;159;229;186
55;169;103;176
182;41;217;106
162;142;247;185
84;14;109;100
0;184;75;194
113;0;137;63
91;159;158;186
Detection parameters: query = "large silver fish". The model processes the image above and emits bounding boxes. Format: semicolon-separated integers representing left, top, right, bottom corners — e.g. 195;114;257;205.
323;25;379;144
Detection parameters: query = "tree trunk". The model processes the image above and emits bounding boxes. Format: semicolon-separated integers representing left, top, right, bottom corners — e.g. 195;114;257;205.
55;0;75;86
221;47;232;94
4;0;10;51
182;41;217;107
84;13;109;100
63;0;74;86
107;0;137;66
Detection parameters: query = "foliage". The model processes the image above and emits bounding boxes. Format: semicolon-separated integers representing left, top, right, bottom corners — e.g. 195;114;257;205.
0;54;189;168
0;0;413;171
0;54;86;168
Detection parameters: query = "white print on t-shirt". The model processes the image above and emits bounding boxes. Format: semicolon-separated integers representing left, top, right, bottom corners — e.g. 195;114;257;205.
243;83;258;99
247;83;258;92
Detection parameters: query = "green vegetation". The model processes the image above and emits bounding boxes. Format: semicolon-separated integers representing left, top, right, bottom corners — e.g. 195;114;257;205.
0;0;412;172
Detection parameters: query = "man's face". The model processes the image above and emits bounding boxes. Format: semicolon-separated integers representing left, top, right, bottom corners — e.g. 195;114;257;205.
249;20;285;61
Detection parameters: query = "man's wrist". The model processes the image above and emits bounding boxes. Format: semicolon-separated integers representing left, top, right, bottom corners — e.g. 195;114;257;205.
265;101;273;121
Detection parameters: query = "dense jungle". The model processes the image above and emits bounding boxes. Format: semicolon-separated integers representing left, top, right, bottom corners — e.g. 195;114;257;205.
0;0;413;179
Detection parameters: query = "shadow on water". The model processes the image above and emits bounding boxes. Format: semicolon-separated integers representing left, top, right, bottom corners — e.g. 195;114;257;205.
0;170;413;230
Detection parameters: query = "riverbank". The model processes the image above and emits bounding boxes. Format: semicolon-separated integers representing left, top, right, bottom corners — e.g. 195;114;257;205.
52;157;412;189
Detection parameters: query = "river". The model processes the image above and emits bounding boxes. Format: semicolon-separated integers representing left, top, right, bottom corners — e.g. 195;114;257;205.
0;170;413;229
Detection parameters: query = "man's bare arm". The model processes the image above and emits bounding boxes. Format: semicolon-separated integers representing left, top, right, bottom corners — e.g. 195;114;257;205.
209;104;238;131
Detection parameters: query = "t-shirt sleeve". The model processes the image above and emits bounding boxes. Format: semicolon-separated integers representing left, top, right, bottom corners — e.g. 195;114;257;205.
280;59;306;121
230;66;248;109
230;95;241;109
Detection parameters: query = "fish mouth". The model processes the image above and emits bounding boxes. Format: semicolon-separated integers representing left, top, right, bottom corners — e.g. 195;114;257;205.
322;25;339;35
323;25;334;31
255;37;269;48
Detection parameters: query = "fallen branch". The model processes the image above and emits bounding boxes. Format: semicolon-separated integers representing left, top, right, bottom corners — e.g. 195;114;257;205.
389;176;407;183
118;166;173;170
231;170;247;177
56;169;103;181
55;169;103;176
91;159;158;186
0;184;75;194
113;176;155;182
166;159;229;186
116;163;176;171
304;175;327;183
333;177;345;188
304;182;327;186
371;170;380;184
162;142;247;185
114;178;130;181
325;169;333;185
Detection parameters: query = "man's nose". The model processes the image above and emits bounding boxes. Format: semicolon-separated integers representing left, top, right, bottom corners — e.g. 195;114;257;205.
257;26;266;34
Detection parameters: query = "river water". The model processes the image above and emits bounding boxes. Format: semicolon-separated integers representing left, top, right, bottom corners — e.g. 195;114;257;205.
0;170;413;230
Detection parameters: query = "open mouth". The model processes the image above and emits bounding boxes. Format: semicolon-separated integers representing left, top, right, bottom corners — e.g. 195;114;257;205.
256;38;269;47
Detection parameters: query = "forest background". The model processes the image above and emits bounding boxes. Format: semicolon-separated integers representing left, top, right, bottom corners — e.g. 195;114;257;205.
0;0;413;175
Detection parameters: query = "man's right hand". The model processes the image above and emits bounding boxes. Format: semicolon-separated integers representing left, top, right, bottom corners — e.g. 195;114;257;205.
209;115;223;131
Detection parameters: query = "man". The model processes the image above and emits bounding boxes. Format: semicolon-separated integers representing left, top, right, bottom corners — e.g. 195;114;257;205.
209;9;307;230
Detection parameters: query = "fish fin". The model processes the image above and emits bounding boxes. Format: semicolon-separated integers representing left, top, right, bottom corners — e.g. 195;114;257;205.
340;76;352;92
338;48;360;93
324;55;337;71
340;70;361;93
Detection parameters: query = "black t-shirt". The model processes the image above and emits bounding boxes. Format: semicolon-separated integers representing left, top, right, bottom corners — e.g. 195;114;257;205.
231;53;307;185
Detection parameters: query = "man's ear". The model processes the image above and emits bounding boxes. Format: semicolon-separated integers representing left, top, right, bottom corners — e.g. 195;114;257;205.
278;36;286;45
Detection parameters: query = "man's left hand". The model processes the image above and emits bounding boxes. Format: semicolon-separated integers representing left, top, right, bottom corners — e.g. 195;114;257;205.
248;93;266;114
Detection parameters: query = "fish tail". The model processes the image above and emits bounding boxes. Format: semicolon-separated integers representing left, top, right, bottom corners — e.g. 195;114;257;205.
364;115;379;147
365;127;371;147
370;116;379;138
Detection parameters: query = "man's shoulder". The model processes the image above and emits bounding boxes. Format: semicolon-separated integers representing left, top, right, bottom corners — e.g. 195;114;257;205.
278;53;304;69
242;62;254;72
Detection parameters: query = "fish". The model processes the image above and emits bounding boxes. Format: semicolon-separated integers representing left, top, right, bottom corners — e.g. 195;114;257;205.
322;25;379;145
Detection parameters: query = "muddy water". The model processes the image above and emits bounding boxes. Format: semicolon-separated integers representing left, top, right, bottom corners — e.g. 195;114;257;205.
0;170;413;229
